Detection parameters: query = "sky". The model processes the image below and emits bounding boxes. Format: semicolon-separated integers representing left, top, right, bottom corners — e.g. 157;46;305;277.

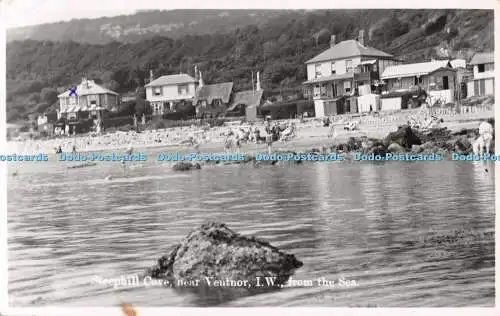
0;0;494;29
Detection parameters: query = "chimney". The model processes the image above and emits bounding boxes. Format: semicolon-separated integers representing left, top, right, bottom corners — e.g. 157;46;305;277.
194;65;198;81
330;35;336;48
358;30;365;46
149;70;154;83
199;71;204;87
256;71;261;91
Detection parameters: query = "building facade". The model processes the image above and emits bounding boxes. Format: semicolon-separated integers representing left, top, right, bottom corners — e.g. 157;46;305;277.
303;30;402;117
193;80;234;118
57;78;120;120
466;52;494;97
145;72;197;115
380;60;458;110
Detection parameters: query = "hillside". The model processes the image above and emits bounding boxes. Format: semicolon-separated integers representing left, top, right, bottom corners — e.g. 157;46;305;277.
6;9;494;122
6;9;295;44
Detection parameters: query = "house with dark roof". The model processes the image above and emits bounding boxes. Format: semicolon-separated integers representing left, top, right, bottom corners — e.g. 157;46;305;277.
225;72;264;120
57;78;120;120
145;71;198;115
303;30;401;117
193;81;234;118
467;52;494;97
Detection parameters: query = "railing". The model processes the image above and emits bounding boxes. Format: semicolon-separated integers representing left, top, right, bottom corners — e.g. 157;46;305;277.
357;106;493;127
354;71;378;82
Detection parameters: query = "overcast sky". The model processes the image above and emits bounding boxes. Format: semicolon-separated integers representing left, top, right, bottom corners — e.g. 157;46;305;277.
1;0;492;29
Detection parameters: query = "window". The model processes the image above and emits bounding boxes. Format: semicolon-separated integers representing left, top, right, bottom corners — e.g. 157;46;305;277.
344;81;352;94
153;87;162;96
478;64;485;73
414;76;423;85
178;84;189;95
315;64;322;78
346;59;353;73
485;63;494;71
331;62;336;75
90;100;97;105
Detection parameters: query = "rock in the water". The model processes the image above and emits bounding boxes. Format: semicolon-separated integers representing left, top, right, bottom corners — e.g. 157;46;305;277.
172;162;201;171
388;143;405;153
145;222;303;288
385;125;422;149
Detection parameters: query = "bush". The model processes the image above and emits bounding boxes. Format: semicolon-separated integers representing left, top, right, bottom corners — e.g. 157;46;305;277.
425;15;447;35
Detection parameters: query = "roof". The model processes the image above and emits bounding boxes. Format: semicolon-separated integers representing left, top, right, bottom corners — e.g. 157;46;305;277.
145;73;196;87
303;72;354;85
469;52;494;65
306;40;393;64
227;90;264;111
381;60;453;80
58;79;119;97
194;82;233;105
450;59;466;69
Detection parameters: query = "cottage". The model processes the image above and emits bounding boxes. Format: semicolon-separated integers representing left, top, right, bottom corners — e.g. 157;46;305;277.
380;60;457;110
467;52;494;97
303;30;401;117
227;90;264;121
57;78;120;120
193;80;233;118
225;72;264;121
145;71;197;115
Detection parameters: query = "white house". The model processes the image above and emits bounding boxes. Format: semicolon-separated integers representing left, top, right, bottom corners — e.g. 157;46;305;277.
303;30;401;117
145;71;197;115
467;52;494;97
57;78;120;120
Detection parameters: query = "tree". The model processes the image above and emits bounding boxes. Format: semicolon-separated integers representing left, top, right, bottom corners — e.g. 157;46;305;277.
135;86;148;115
40;87;58;104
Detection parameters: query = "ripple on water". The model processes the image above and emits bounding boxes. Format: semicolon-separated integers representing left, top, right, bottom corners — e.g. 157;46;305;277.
7;161;495;307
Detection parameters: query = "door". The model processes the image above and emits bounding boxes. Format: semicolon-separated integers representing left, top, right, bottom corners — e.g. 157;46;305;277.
479;79;486;95
442;76;449;90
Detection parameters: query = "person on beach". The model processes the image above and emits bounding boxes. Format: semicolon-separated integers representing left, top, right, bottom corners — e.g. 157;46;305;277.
265;121;273;153
473;120;494;156
328;122;337;139
126;145;134;156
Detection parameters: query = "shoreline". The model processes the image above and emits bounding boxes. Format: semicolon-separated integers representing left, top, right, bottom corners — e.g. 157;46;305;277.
6;111;493;156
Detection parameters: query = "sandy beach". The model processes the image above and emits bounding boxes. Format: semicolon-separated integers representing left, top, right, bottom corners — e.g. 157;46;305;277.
7;109;494;155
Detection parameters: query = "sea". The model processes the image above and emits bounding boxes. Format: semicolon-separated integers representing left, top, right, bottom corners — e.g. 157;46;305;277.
7;149;495;307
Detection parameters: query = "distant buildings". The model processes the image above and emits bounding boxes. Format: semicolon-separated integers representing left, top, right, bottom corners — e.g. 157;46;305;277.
303;30;402;117
57;78;120;120
467;52;494;97
145;71;197;115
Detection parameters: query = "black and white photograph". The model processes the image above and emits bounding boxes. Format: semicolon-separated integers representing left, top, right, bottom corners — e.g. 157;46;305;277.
0;0;497;312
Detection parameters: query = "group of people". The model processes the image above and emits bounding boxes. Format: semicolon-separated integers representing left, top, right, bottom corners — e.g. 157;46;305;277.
408;115;444;130
221;121;298;153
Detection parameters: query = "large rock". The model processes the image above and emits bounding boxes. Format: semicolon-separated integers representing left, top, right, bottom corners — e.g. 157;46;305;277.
385;125;422;149
172;162;201;171
146;222;303;288
388;143;405;153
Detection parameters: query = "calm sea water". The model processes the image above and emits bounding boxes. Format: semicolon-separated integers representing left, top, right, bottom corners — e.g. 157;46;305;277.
7;151;495;307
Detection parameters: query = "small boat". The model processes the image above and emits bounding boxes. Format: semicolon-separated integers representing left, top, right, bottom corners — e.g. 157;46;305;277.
67;162;97;169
